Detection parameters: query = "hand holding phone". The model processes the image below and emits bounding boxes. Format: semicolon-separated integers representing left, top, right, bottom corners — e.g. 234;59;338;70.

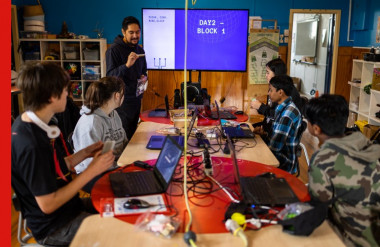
102;140;115;154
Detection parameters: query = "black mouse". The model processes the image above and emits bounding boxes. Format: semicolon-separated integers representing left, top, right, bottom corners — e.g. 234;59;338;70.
235;110;244;115
123;198;151;209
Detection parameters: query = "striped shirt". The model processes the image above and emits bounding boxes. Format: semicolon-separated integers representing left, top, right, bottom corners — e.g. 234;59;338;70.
268;97;302;173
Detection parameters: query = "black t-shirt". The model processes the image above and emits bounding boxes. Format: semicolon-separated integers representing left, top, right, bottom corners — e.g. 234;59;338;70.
11;117;83;240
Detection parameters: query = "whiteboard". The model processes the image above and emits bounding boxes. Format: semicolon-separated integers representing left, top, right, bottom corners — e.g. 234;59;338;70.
295;18;319;57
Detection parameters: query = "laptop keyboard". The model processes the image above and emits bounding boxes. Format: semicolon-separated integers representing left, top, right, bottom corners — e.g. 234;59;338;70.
223;126;255;138
210;111;237;119
241;177;270;203
123;172;161;193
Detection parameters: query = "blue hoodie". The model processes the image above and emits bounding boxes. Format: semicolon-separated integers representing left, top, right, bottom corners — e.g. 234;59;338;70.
106;35;147;100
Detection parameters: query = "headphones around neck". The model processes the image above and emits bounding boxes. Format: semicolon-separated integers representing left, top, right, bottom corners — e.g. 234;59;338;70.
26;111;61;139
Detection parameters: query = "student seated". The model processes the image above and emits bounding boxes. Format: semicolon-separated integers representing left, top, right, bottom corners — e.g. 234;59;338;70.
11;61;115;246
304;94;380;247
72;77;128;192
267;75;302;173
250;58;302;141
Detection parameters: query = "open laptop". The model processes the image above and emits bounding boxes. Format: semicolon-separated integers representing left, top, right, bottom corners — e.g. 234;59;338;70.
146;109;198;150
148;95;170;118
204;99;237;120
210;101;254;139
227;135;299;206
109;135;183;197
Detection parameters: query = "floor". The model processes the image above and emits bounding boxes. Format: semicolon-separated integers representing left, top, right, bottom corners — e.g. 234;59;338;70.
10;128;319;246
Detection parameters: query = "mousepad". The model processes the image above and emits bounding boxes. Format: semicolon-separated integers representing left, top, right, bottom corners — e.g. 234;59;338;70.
113;194;168;215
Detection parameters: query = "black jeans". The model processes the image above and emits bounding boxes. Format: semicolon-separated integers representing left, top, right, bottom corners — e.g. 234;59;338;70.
36;198;97;247
116;97;141;140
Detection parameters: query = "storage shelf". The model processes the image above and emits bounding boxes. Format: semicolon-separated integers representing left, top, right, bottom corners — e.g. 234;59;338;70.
349;60;380;128
369;116;380;124
19;38;107;103
348;81;361;88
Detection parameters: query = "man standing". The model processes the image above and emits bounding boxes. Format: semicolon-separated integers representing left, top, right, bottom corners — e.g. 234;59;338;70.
304;94;380;247
106;16;147;140
267;75;302;174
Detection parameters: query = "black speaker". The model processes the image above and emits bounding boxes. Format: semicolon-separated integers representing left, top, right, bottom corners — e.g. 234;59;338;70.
181;82;201;104
174;89;181;109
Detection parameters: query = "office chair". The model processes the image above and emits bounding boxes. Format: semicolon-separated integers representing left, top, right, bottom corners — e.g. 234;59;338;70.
295;119;310;177
12;193;43;246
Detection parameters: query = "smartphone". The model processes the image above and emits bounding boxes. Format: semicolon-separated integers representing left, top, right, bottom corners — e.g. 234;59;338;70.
102;140;115;154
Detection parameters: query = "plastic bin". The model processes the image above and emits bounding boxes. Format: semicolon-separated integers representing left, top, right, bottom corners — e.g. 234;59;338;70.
83;65;100;74
83;48;99;60
83;73;100;80
64;51;79;60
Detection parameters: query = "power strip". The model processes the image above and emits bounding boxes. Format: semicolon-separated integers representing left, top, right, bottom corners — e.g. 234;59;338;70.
202;149;213;176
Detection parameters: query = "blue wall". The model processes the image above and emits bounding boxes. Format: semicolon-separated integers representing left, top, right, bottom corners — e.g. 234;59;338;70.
12;0;380;47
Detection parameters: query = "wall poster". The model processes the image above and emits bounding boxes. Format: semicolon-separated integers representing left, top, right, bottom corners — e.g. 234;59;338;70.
248;31;279;84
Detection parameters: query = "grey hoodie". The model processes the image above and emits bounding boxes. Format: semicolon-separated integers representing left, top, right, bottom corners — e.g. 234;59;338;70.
72;105;127;173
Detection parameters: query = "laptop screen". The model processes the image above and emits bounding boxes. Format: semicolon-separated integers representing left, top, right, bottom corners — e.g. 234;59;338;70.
186;108;198;139
156;136;183;184
227;135;243;195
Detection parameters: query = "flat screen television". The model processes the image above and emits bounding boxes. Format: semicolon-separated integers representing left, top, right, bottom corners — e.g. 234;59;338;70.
142;8;249;72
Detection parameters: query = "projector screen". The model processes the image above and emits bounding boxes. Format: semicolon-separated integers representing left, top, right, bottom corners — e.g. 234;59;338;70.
142;9;249;72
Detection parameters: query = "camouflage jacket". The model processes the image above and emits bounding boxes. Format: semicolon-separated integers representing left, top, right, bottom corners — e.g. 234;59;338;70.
308;132;380;247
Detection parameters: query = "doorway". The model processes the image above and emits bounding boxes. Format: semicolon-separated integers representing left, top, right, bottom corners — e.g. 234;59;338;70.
287;9;341;96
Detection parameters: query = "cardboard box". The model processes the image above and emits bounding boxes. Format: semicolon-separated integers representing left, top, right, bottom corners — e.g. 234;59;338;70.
363;124;380;139
291;77;301;91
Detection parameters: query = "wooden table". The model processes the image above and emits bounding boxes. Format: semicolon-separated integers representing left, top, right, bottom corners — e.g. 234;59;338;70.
140;110;249;126
71;214;344;247
117;122;279;167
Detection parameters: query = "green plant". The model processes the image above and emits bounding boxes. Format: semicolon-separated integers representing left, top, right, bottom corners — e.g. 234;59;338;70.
364;84;372;94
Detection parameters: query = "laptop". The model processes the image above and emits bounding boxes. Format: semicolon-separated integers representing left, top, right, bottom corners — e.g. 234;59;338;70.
109;135;183;197
211;101;254;139
148;95;170;118
146;109;198;150
227;135;299;206
204;99;237;120
222;123;255;139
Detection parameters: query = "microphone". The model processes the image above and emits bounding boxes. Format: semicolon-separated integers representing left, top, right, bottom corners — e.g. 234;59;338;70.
26;111;61;139
174;89;181;109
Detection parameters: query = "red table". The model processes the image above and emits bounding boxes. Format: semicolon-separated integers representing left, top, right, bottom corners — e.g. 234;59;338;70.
140;110;249;126
91;157;309;234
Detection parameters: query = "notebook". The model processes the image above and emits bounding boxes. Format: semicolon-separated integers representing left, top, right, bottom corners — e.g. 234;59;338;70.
146;109;198;150
109;135;183;197
148;95;170;118
204;99;237;120
227;136;299;206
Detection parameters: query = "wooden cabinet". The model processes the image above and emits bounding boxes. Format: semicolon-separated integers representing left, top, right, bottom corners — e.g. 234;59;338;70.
19;38;107;103
348;59;380;126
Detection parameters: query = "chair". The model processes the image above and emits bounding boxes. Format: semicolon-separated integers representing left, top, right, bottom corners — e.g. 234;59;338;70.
12;193;44;246
295;119;310;177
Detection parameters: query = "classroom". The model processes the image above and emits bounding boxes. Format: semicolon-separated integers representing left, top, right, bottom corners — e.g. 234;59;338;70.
10;0;380;246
